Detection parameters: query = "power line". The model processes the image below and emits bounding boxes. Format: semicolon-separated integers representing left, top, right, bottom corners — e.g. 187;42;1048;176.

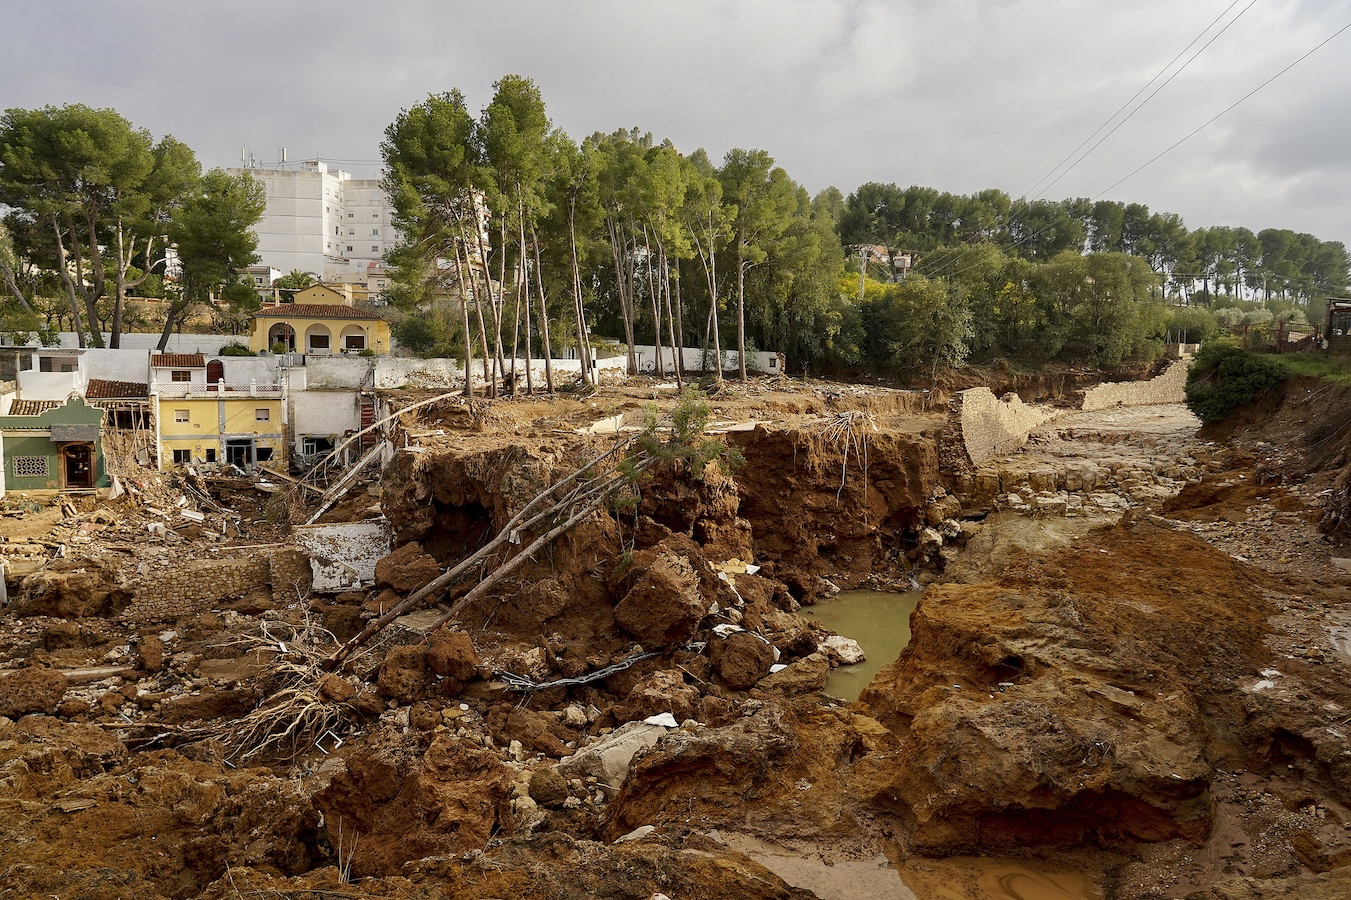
1093;19;1351;199
1022;0;1248;200
922;17;1351;286
1029;0;1259;202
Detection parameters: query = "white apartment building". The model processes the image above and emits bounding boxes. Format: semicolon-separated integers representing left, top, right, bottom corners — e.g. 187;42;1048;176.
227;160;398;283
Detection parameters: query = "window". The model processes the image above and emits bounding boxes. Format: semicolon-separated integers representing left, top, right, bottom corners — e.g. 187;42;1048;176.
255;447;274;462
13;456;48;478
205;449;216;463
171;370;191;382
38;357;76;373
172;448;192;464
769;358;777;369
372;212;379;218
309;333;330;350
346;245;354;252
371;229;379;236
348;230;355;236
347;212;354;218
255;408;270;421
371;245;379;252
174;409;189;423
344;333;366;351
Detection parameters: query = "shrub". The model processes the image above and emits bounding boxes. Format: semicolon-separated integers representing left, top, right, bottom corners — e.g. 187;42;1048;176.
218;340;253;357
1184;344;1288;423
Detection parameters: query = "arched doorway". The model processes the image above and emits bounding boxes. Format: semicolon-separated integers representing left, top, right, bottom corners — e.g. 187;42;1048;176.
206;359;224;390
267;323;295;352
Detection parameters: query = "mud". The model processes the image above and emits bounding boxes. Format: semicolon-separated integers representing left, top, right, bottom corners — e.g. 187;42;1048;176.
1;373;1349;899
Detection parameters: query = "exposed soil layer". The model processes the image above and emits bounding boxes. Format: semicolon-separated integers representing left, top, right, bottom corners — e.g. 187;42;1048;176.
1;373;1349;899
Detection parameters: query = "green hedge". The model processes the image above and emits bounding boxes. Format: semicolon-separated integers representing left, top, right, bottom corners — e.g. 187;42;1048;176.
1184;344;1288;423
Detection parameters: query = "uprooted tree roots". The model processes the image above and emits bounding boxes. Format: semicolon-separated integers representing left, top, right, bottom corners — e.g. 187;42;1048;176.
208;616;349;764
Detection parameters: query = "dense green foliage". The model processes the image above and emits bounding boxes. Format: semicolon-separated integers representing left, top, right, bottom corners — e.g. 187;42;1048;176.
1184;344;1290;423
0;104;263;349
3;90;1346;379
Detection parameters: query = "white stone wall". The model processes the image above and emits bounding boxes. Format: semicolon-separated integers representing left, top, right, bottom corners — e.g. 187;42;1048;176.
1079;359;1188;411
293;389;362;438
955;388;1058;467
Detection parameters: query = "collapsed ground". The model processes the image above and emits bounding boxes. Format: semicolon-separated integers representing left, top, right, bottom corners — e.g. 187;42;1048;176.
1;373;1350;900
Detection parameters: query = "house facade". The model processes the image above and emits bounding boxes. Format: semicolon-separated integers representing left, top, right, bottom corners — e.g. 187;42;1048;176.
0;397;107;493
249;284;390;356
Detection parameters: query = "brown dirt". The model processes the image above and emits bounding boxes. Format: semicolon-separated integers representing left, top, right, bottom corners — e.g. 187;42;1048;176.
3;372;1350;899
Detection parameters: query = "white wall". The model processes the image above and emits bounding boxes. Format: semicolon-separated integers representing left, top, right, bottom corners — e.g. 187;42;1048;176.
293;389;361;437
49;333;243;354
618;344;785;375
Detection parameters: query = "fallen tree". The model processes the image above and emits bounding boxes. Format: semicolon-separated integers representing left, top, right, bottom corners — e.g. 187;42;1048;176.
325;388;733;671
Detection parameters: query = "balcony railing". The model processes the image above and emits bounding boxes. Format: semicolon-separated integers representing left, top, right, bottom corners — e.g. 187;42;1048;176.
153;380;283;398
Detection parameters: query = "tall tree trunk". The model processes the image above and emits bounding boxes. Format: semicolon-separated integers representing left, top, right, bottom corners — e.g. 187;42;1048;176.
735;238;747;381
469;206;507;394
455;220;492;389
0;257;36;317
74;212;106;347
658;243;680;388
518;199;534;395
530;223;555;392
51;217;87;347
672;256;685;383
567;203;592;385
449;235;475;397
642;225;664;378
606;216;638;374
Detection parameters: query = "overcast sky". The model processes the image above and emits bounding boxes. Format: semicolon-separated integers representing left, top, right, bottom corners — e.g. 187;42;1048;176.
4;0;1349;249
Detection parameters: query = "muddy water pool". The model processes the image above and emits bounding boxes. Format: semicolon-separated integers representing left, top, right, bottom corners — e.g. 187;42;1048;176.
805;589;921;700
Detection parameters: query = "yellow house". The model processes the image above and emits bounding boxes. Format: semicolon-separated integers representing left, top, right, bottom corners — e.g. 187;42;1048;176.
157;392;285;470
152;354;286;469
249;283;391;355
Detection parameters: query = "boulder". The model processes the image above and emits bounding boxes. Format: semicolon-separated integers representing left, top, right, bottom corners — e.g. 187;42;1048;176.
374;542;441;593
614;669;700;724
613;552;705;649
377;644;432;703
137;635;165;672
711;632;775;691
758;653;830;696
820;634;866;665
427;630;479;683
528;767;569;807
13;559;129;619
0;667;69;717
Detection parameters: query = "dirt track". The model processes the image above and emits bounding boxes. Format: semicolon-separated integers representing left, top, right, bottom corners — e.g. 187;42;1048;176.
1;375;1350;899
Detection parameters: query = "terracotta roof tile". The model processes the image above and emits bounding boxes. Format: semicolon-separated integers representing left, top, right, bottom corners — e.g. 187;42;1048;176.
86;378;150;399
253;304;385;320
6;399;60;416
150;354;205;368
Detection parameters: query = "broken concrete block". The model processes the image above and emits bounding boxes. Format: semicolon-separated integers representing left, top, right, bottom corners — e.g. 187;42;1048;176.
558;721;669;791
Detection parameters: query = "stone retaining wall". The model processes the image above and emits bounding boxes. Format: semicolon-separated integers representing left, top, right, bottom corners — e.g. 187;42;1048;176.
1079;359;1188;411
944;388;1058;471
121;556;273;624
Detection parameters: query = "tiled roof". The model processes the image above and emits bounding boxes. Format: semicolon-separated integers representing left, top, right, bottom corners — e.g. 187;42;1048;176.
35;348;86;357
86;378;149;399
150;353;205;368
6;399;60;416
253;304;385;320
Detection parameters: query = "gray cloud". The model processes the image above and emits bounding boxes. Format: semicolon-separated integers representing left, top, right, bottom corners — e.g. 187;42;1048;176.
3;0;1348;247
